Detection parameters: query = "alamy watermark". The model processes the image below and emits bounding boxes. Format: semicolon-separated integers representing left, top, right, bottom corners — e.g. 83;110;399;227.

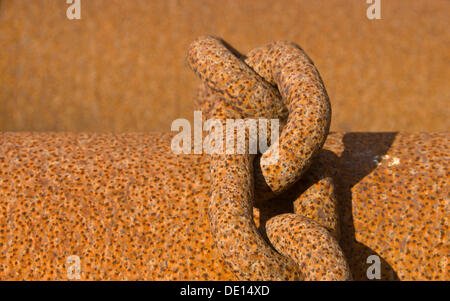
170;111;280;164
66;255;81;280
66;0;81;20
366;254;381;279
366;0;381;20
65;1;381;21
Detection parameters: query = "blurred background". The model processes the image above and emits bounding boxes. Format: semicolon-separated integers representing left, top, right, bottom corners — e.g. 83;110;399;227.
0;0;448;132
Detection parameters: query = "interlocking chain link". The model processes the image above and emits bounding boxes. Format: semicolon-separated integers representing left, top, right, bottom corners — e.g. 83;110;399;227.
187;36;351;280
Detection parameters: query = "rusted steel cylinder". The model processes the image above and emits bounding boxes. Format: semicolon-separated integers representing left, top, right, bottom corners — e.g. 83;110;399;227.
0;132;448;280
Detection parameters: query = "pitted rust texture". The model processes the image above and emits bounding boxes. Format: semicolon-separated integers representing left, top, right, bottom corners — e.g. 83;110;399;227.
266;214;351;281
187;36;301;280
1;37;448;281
187;36;347;280
245;41;331;193
333;133;449;281
0;132;448;280
0;133;233;280
187;37;286;121
207;154;301;280
188;37;331;192
293;176;340;238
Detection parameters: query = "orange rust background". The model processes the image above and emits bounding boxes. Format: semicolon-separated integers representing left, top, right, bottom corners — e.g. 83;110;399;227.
0;0;449;132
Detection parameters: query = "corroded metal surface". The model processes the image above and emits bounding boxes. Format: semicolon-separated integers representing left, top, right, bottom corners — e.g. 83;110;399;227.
0;132;448;280
186;36;349;280
0;35;448;281
1;1;449;132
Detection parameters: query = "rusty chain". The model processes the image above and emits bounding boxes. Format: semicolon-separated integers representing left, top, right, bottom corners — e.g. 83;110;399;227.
187;36;352;280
